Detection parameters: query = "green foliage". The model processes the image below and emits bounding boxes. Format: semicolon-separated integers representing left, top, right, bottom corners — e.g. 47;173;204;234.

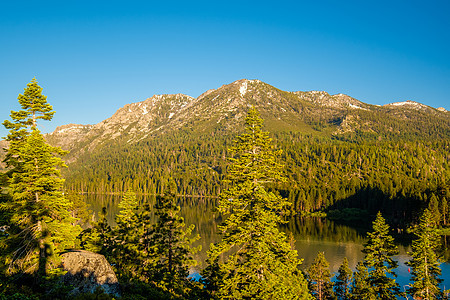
79;186;202;298
428;194;441;226
72;286;115;300
67;192;93;228
63;127;450;228
119;278;207;300
0;79;80;281
335;257;352;300
145;180;201;294
0;293;40;300
2;78;54;176
205;108;311;299
110;190;142;280
201;250;225;298
307;251;335;300
350;262;374;300
361;212;400;299
78;207;112;254
406;209;443;299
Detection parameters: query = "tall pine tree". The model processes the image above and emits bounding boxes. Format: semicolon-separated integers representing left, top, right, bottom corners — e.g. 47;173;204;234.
205;107;311;299
406;209;443;299
0;79;80;279
362;212;400;299
110;190;142;280
335;257;352;300
78;206;112;255
2;78;54;178
307;251;335;300
350;262;374;300
146;180;200;293
427;195;441;226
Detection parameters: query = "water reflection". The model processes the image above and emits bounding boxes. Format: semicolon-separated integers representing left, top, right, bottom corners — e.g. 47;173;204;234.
83;194;450;285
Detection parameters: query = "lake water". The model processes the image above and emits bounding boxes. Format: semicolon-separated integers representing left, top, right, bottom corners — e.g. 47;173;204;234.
84;194;450;292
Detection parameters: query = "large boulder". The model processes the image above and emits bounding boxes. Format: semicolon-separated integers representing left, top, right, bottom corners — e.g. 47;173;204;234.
60;250;120;297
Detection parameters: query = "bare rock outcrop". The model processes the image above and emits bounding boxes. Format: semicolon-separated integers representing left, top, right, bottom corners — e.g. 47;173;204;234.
61;250;120;297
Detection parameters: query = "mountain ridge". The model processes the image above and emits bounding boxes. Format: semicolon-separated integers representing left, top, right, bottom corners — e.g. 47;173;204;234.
0;79;448;167
43;79;449;157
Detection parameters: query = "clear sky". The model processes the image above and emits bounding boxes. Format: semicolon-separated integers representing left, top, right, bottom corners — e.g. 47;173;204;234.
1;0;449;137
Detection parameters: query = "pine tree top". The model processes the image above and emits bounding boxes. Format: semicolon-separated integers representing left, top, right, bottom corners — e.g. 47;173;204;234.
363;211;398;260
8;78;54;130
227;106;285;185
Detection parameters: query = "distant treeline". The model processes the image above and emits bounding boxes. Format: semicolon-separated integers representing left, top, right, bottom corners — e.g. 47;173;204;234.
64;130;450;227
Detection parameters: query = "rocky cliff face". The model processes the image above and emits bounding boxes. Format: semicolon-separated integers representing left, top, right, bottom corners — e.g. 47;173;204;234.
46;124;93;150
85;93;195;143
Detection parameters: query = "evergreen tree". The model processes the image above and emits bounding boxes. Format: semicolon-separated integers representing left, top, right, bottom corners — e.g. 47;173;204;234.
201;249;225;299
2;78;54;178
307;252;335;300
428;194;441;226
335;257;352;300
135;201;155;282
440;197;448;226
205;107;311;299
406;209;443;299
110;190;142;280
78;207;112;255
67;192;92;227
362;212;400;299
0;79;80;279
350;262;375;300
146;180;200;292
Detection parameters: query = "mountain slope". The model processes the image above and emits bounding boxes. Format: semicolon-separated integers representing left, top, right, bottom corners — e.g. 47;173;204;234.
45;79;450;159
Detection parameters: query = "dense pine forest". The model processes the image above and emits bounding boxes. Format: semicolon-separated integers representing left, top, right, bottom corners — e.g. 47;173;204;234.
0;79;449;299
64;130;450;229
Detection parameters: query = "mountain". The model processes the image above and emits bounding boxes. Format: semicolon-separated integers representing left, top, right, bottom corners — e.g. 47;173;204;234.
45;79;449;159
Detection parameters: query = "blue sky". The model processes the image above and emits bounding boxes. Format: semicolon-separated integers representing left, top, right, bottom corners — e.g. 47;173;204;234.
1;0;449;137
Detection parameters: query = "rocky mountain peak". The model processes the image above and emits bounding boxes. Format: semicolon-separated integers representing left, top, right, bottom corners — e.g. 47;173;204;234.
383;100;439;114
293;91;367;110
87;93;195;144
50;124;93;135
45;124;93;154
385;100;423;108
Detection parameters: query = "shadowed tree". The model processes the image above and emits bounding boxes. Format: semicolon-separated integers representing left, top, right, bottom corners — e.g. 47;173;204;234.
427;194;441;226
350;262;374;300
78;206;112;255
146;180;200;291
335;257;352;300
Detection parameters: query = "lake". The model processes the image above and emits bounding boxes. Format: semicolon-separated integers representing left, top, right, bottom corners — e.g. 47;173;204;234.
84;194;450;292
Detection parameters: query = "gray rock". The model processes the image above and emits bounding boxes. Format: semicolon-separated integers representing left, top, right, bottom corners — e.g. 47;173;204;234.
61;250;120;297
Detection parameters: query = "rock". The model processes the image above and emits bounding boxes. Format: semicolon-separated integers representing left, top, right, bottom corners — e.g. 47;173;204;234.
60;250;120;297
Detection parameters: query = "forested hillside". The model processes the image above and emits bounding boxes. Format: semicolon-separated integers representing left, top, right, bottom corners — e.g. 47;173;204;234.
52;80;450;227
63;131;449;225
